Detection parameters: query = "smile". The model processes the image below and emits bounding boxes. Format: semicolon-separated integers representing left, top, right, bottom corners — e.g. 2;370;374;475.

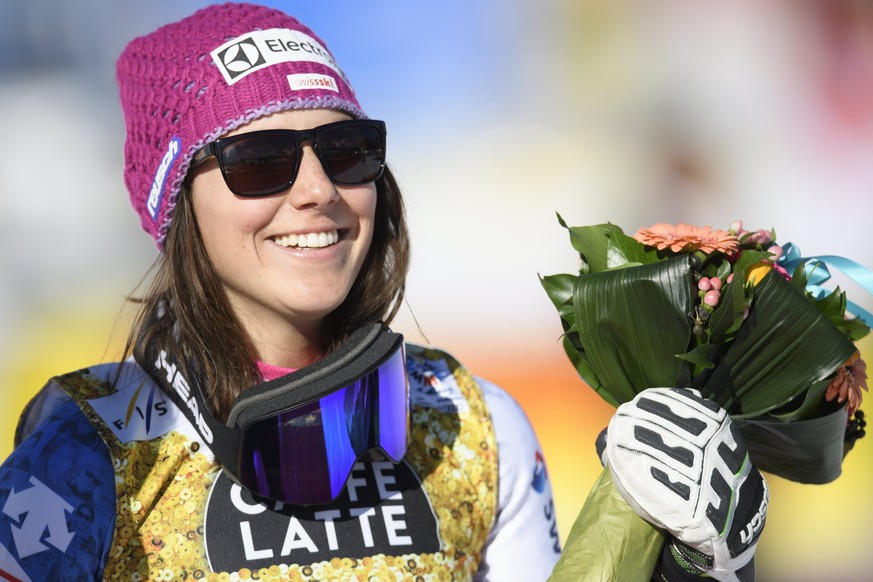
272;230;340;249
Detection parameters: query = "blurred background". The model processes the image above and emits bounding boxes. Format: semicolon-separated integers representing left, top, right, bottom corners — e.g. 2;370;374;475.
2;0;872;579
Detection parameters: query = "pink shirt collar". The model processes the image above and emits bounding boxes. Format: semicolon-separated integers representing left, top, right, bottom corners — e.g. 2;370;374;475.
256;360;297;382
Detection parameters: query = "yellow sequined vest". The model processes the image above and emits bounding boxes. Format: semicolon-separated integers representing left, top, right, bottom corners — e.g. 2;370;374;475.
54;344;498;581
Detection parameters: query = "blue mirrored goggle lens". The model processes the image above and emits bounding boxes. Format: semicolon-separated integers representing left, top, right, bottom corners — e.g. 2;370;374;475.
238;346;409;505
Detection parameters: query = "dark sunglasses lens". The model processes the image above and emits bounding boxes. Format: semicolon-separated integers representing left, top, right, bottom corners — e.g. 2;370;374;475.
221;135;297;196
318;124;385;185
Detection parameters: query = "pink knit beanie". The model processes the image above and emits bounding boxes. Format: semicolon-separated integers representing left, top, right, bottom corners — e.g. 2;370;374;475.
116;2;365;248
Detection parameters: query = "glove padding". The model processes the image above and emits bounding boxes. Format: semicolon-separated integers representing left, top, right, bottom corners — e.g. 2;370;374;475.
605;388;768;582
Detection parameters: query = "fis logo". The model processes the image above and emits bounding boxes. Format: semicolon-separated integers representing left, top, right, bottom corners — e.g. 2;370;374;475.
210;28;346;87
88;375;181;443
113;383;167;435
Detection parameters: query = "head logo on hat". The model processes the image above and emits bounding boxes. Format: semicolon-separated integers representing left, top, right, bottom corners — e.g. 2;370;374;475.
147;137;181;221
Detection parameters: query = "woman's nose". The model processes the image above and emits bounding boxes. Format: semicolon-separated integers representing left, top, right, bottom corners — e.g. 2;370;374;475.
284;145;338;209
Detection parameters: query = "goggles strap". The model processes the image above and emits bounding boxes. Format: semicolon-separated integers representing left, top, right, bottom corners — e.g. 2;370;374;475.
138;340;240;465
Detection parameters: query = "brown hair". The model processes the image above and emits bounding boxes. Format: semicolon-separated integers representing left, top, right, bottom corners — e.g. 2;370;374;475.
123;166;409;422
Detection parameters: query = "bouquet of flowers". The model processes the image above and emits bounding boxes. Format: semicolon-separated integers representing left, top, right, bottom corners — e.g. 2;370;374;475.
542;217;871;580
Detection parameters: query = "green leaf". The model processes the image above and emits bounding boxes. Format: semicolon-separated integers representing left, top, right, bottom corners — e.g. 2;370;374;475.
790;260;809;292
808;286;872;341
839;316;872;342
558;218;663;274
560;335;613;407
572;256;694;404
675;342;717;371
563;222;613;273
540;273;576;324
540;272;613;402
703;250;769;343
706;275;747;341
769;378;830;423
786;260;871;341
701;271;856;418
814;285;846;320
604;225;661;269
733;250;772;274
735;404;849;484
714;259;732;281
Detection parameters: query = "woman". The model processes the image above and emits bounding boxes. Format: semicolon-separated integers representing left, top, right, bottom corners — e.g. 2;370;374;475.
0;3;560;580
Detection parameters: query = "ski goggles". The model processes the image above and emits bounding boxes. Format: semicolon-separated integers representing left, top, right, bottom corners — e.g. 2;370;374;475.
189;119;387;197
146;324;409;506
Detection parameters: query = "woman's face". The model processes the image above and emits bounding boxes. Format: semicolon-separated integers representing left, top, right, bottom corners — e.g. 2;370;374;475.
189;108;377;352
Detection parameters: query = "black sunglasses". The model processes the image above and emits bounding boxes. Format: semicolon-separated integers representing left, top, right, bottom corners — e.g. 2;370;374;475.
189;119;387;197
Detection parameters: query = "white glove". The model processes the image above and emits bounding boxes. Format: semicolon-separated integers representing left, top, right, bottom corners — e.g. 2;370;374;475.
605;388;768;582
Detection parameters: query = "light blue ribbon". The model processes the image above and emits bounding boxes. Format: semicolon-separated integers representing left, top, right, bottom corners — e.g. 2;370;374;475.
778;242;873;326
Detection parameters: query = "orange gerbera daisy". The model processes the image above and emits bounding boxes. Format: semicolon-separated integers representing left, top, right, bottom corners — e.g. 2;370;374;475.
633;223;739;255
826;351;868;417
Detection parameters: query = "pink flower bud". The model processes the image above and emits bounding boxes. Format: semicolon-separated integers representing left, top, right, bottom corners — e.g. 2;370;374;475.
768;244;783;260
710;276;722;291
729;220;743;234
703;290;721;307
726;273;734;284
746;229;772;245
698;277;712;291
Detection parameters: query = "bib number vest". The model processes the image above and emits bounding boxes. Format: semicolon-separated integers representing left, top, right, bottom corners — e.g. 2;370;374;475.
54;345;499;581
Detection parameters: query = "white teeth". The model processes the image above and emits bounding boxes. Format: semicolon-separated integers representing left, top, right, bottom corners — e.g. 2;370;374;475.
274;230;339;248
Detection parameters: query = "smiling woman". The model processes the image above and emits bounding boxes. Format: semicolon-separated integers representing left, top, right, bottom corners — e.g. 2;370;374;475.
186;109;380;374
0;3;561;580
